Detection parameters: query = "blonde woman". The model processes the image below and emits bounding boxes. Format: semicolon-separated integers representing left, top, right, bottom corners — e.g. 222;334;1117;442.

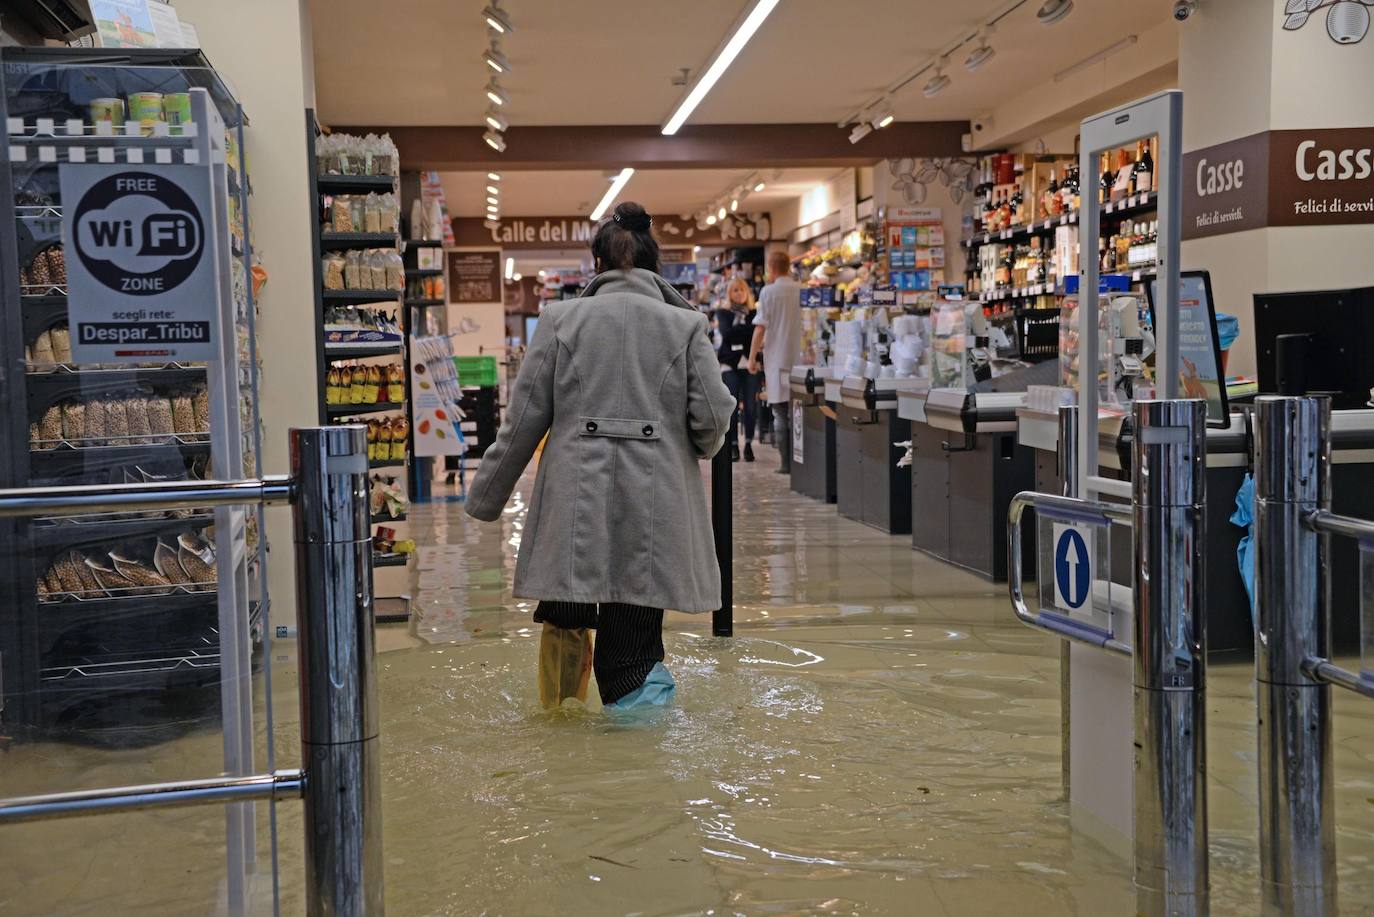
712;276;763;462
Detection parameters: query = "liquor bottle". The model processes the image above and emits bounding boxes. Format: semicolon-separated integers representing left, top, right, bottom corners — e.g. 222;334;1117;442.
997;188;1012;230
1116;221;1131;267
1064;164;1080;212
1099;153;1114;205
1147;220;1158;266
1136;142;1154;197
1114;148;1132;201
1009;184;1025;226
1128;142;1143;195
1100;237;1111;272
1043;169;1060;218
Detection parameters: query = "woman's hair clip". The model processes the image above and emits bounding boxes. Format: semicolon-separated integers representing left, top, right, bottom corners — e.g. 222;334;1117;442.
613;211;651;229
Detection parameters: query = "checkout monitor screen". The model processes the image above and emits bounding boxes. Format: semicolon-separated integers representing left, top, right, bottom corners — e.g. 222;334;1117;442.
1145;270;1229;426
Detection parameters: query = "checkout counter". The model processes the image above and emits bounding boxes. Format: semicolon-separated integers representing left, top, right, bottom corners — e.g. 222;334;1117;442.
899;364;1054;581
788;366;836;504
832;376;918;534
1017;406;1374;653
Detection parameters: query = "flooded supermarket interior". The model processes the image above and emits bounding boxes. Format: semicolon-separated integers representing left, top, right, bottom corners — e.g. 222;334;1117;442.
2;1;1374;915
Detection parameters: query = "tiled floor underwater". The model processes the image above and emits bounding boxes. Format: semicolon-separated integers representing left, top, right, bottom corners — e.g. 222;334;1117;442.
1;455;1372;915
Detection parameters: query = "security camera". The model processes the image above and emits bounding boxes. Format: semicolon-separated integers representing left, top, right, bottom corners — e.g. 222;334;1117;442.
1172;0;1198;21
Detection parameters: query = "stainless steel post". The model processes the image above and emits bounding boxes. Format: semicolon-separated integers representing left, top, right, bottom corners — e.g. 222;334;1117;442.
291;426;384;915
1253;396;1336;916
1131;399;1208;916
1057;404;1079;796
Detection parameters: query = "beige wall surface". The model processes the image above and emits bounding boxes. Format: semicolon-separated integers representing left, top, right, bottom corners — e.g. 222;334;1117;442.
175;0;319;616
1180;0;1374;379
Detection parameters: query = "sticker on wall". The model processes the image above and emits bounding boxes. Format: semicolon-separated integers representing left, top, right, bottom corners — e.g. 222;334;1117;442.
1282;0;1370;45
888;158;976;206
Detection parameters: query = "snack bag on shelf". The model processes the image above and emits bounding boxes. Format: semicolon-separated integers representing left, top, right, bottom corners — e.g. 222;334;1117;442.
386;363;405;402
391;418;409;461
365;364;381;404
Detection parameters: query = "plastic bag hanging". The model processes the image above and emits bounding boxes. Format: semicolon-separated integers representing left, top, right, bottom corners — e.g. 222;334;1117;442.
537;623;593;710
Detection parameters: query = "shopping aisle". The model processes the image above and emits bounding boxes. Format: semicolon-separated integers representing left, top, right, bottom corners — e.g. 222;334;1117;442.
294;458;1373;914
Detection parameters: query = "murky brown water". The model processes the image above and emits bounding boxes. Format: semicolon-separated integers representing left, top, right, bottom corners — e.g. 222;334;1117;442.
2;461;1373;915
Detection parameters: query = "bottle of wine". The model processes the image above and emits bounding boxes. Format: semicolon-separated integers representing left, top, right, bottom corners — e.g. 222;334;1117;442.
1043;169;1060;218
1099;153;1114;205
1136;142;1154;196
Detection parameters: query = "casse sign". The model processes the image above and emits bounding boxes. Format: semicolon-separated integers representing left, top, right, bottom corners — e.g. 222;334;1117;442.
1183;128;1374;239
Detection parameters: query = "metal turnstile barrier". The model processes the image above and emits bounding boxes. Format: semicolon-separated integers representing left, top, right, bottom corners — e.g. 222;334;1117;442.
1008;398;1209;917
0;426;384;916
1254;396;1374;916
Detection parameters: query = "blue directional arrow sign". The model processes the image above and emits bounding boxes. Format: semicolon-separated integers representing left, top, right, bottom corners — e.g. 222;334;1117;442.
1054;527;1091;610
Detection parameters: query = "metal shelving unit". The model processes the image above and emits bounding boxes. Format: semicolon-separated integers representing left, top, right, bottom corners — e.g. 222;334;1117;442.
0;63;275;913
307;111;412;618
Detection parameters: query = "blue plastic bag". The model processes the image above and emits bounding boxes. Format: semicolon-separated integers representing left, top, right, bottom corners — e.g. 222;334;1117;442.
1216;312;1240;353
604;663;676;711
1230;473;1256;626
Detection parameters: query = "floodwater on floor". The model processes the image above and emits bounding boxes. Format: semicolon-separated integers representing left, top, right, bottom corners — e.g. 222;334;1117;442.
2;457;1373;915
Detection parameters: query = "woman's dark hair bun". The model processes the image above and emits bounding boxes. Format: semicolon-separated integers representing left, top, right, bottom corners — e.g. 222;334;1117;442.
591;200;660;273
612;202;652;232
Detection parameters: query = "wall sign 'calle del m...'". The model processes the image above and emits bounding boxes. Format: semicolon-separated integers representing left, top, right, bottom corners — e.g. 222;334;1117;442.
1182;127;1374;240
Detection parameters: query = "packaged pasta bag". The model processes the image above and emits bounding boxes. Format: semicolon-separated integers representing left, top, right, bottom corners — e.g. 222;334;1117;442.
538;624;594;710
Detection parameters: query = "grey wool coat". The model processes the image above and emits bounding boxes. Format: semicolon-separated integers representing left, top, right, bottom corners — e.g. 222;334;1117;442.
465;268;737;612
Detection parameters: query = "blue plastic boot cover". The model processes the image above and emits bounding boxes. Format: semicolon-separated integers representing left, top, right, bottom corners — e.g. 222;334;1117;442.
605;662;676;710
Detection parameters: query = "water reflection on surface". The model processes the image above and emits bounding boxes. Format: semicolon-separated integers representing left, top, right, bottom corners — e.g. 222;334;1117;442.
2;461;1373;915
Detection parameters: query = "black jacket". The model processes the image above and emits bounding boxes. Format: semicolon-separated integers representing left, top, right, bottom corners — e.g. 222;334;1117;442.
714;308;755;371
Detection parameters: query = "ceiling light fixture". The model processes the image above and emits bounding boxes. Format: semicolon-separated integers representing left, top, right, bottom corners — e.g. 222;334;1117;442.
1054;35;1138;82
484;218;500;230
512;272;523;282
923;62;951;98
754;181;766;192
870;100;896;130
717;206;727;220
589;167;635;220
483;130;506;152
1037;0;1074;26
485;81;509;107
484;110;508;132
486;184;500;195
483;44;510;74
848;122;874;144
730;199;739;212
965;28;996;71
482;3;512;34
486;196;499;206
706;214;717;226
661;0;782;135
505;256;515;280
487;172;502;182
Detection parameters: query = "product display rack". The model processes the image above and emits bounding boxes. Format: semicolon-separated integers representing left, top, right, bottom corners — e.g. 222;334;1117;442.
962;187;1161;363
306;111;413;612
0;48;269;743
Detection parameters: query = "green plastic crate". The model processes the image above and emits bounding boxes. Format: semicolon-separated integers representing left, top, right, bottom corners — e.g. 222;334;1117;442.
453;355;499;387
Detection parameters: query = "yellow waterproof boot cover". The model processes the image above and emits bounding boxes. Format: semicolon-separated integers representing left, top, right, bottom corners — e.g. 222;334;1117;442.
538;623;593;709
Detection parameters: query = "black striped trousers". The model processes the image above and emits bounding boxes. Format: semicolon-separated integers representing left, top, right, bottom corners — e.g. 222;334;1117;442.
533;601;664;705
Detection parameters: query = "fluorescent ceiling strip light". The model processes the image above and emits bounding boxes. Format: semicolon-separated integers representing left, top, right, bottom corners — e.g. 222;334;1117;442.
1054;35;1137;82
661;0;781;135
589;167;635;220
505;256;515;280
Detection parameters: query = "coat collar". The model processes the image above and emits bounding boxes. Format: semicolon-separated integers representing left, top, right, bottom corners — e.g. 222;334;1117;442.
581;268;694;311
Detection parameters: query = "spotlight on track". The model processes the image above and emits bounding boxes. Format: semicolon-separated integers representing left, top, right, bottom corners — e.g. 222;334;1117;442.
1037;0;1074;26
483;130;506;152
482;3;512;34
483;44;510;74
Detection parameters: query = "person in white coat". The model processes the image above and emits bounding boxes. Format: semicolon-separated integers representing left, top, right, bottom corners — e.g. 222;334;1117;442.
748;250;802;473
